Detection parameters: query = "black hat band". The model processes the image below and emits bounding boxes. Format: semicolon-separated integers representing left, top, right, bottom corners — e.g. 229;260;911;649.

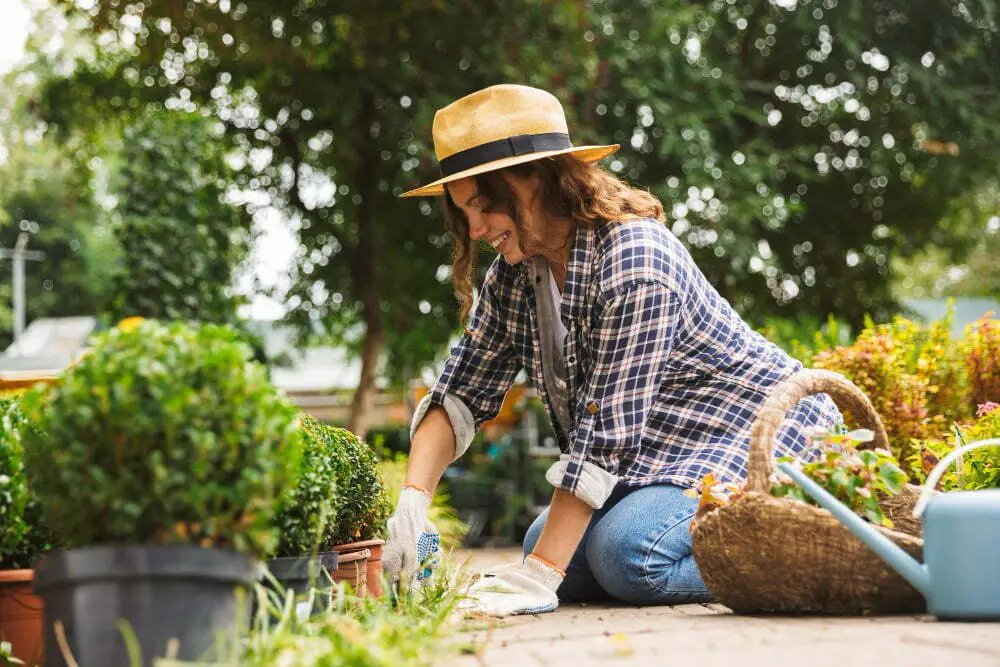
438;132;572;178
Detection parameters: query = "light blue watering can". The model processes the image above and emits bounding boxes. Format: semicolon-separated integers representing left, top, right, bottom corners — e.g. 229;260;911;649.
777;438;1000;621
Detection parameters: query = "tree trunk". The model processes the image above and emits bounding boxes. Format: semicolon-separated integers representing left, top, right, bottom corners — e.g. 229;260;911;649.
347;89;383;438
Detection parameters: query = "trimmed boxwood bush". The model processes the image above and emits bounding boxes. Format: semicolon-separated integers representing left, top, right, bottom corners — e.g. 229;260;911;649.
0;397;54;569
272;417;391;555
271;416;340;557
322;421;391;547
18;319;303;558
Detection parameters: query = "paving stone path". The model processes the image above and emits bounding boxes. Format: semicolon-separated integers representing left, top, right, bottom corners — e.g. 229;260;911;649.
443;547;1000;667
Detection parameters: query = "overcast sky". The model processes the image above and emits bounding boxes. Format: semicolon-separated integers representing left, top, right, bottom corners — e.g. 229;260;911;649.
0;1;31;74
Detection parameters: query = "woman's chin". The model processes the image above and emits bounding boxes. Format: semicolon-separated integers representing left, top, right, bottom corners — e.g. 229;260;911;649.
502;249;526;265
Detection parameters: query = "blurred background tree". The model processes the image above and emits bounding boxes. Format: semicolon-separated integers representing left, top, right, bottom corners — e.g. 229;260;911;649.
108;110;253;325
32;0;594;434
578;0;1000;327
2;0;996;430
0;66;118;350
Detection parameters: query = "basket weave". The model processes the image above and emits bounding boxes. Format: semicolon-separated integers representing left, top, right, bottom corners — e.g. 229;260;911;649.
691;369;926;615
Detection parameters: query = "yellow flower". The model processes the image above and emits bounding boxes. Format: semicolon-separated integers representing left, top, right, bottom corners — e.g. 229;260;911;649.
118;316;145;333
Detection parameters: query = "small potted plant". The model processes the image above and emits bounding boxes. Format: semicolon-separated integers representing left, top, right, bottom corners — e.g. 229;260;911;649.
0;397;54;666
264;416;345;611
264;417;390;602
19;320;302;667
319;422;391;597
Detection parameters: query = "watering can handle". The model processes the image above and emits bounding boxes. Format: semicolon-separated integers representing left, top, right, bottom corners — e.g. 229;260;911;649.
913;438;1000;518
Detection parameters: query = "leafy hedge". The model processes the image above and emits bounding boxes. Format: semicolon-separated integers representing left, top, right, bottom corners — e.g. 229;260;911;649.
0;398;50;570
19;320;302;557
0;397;54;569
272;417;391;556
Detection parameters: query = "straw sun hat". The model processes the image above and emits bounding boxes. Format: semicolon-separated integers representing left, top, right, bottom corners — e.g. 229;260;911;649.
400;84;620;198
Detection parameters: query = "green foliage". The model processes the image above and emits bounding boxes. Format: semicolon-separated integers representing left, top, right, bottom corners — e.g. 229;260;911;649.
19;319;302;557
956;407;1000;491
272;417;341;557
585;0;1000;327
0;640;25;666
0;86;118;349
283;418;391;548
772;426;908;528
0;397;51;569
892;182;1000;299
0;398;29;568
757;313;854;364
245;556;470;667
908;403;1000;492
108;110;252;325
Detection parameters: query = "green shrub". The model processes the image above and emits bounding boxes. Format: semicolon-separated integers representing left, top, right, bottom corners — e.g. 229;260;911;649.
271;417;340;557
909;403;1000;491
19;319;302;557
316;419;391;546
0;397;53;570
272;417;391;553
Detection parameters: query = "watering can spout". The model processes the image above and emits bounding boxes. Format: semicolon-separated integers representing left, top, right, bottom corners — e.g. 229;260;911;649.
775;462;931;597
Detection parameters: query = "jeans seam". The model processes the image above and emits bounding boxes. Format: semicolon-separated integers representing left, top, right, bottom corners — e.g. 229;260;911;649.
642;509;700;597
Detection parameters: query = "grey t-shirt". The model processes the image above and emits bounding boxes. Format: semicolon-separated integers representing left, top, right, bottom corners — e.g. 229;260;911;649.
528;256;572;435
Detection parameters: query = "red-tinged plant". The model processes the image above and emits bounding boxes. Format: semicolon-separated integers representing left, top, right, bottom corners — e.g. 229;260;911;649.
965;313;1000;411
813;328;930;476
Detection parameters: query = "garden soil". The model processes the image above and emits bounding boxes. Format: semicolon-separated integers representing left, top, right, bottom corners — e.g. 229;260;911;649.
445;547;1000;667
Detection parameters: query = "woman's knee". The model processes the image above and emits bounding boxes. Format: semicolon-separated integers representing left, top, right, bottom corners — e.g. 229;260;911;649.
585;500;712;605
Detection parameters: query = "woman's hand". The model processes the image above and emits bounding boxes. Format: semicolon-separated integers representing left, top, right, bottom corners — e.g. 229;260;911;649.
461;489;592;616
382;485;438;593
385;405;455;592
460;555;564;616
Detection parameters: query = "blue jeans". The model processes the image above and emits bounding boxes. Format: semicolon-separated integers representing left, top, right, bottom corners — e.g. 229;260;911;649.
522;483;714;605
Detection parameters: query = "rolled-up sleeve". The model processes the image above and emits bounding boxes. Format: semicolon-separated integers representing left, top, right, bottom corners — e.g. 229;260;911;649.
558;280;682;495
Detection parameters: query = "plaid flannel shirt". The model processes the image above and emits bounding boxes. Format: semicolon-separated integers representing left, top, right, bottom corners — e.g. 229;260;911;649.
426;218;841;496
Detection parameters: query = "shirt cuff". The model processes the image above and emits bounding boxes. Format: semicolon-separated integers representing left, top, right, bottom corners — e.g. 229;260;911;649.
544;454;619;509
410;392;476;462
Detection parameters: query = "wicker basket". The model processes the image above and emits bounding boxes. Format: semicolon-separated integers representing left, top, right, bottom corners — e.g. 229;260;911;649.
691;369;926;615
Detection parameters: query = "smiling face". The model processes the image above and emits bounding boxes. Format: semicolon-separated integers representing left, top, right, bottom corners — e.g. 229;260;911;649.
446;174;541;265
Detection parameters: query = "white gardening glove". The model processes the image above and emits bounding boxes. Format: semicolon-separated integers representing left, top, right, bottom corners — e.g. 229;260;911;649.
459;554;564;617
383;486;439;594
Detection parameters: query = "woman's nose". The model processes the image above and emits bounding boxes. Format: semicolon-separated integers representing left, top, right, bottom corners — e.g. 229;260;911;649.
468;213;488;241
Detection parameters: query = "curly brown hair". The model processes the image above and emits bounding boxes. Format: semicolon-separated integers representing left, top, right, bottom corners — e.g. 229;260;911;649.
442;154;665;324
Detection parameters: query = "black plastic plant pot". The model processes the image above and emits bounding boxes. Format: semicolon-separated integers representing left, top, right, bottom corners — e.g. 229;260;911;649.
263;551;339;617
33;544;257;667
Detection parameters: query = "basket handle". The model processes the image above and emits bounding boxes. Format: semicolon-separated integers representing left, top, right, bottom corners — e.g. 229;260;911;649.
746;368;890;493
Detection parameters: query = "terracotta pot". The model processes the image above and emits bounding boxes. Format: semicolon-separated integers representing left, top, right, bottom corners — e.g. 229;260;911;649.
330;548;370;596
0;568;44;666
331;539;385;597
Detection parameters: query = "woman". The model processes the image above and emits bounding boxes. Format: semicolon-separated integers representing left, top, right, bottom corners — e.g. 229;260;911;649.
383;84;840;616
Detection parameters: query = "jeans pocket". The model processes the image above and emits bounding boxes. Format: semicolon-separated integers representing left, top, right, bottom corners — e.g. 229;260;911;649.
642;508;712;603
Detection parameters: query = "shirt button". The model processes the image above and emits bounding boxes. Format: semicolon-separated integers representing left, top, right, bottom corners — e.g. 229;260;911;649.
586;402;599;414
568;355;576;364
